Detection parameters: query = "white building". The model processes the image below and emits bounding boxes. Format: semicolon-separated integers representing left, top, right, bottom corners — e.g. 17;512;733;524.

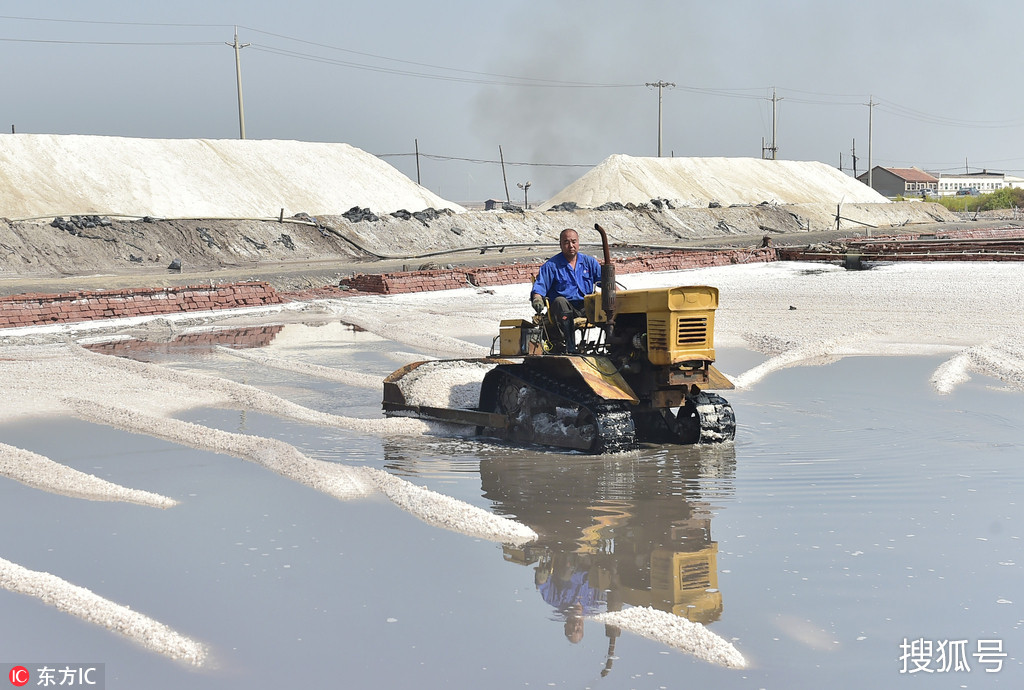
934;170;1021;196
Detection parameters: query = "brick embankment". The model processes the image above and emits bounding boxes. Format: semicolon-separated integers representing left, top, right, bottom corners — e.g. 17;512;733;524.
779;226;1024;263
1;248;775;330
0;282;282;329
340;247;776;296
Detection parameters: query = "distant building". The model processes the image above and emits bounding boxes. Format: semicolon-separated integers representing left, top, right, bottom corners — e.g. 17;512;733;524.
857;166;938;198
484;198;505;211
934;170;1015;196
863;168;1024;198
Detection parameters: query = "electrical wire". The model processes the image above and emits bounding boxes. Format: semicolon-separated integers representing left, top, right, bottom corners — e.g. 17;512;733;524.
2;13;1022;130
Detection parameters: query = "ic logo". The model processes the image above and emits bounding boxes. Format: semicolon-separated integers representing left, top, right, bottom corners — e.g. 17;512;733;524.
8;666;29;687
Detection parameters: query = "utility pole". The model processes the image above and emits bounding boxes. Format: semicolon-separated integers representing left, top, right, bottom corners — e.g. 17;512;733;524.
414;139;421;185
852;139;858;179
227;28;250;139
763;88;782;160
499;146;510;203
866;95;875;190
645;81;675;157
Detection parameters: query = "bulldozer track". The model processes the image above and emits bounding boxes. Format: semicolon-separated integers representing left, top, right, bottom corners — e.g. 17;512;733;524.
687;391;737;444
487;363;638;454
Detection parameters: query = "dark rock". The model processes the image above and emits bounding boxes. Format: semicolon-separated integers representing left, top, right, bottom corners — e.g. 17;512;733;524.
242;235;268;250
196;227;218;249
343;206;380;223
412;208;452;225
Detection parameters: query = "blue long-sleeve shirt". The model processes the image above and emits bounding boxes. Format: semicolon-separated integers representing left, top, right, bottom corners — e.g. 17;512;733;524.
532;253;602;303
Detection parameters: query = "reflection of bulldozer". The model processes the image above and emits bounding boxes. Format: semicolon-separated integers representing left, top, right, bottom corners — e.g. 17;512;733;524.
383;223;736;453
482;444;735;620
480;444;736;676
505;517;722;625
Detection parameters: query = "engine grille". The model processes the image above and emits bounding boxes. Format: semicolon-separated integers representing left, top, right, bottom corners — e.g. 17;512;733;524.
676;316;709;346
679;559;712;591
648;318;668;350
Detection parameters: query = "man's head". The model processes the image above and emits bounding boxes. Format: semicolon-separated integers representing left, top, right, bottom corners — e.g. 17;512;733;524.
559;228;580;262
564;603;585;644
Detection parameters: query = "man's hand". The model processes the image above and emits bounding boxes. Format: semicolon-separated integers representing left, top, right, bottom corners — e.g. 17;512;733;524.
531;295;545;314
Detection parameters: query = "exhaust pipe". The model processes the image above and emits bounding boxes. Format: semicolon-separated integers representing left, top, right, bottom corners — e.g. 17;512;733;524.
594;223;616;325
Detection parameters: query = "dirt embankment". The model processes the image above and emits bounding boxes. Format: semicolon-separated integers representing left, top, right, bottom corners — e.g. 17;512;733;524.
0;202;957;296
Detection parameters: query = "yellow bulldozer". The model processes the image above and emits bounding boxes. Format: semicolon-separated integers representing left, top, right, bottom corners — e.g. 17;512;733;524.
382;224;735;453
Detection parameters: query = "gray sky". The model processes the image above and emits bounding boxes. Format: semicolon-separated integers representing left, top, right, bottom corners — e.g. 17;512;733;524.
2;1;1021;204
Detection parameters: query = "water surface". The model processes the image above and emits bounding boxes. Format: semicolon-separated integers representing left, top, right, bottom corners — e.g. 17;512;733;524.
2;325;1020;688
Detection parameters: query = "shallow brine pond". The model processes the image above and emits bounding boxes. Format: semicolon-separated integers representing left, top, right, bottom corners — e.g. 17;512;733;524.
2;322;1021;688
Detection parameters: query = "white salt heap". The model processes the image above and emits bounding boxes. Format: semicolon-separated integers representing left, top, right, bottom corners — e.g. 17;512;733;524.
0;556;209;666
592;606;746;669
393;359;498;408
0;134;464;219
0;442;177;508
541;155;888;209
216;345;383;389
365;468;537;546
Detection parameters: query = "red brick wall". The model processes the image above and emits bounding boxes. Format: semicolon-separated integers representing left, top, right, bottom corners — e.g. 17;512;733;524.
346;248;776;294
0;282;282;329
2;249;778;329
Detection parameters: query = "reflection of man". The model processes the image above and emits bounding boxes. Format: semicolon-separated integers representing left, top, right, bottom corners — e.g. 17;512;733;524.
535;553;605;643
530;228;602;354
564;602;585;644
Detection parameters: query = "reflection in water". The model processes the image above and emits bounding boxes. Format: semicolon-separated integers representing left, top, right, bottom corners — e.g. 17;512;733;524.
83;325;285;359
82;320;377;362
479;445;735;673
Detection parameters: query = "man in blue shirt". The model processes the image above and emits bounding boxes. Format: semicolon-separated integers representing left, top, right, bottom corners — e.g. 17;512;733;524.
530;228;602;354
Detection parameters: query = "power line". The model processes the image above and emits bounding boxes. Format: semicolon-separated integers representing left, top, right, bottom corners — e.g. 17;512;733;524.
237;25;637;89
248;44;636;88
377;152;593;168
0;14;230;28
874;97;1024;128
3;13;1024;130
0;37;219;46
0;13;640;89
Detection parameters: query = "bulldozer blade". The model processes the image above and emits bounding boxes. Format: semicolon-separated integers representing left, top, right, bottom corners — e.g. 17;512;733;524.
562;356;639;403
706;364;735;390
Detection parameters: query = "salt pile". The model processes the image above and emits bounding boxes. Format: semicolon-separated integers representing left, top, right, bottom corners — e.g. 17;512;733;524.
592;606;746;669
216;345;383;389
0;557;209;666
0;134;464;219
365;468;538;546
541;155;888;209
391;359;497;408
0;442;177;508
